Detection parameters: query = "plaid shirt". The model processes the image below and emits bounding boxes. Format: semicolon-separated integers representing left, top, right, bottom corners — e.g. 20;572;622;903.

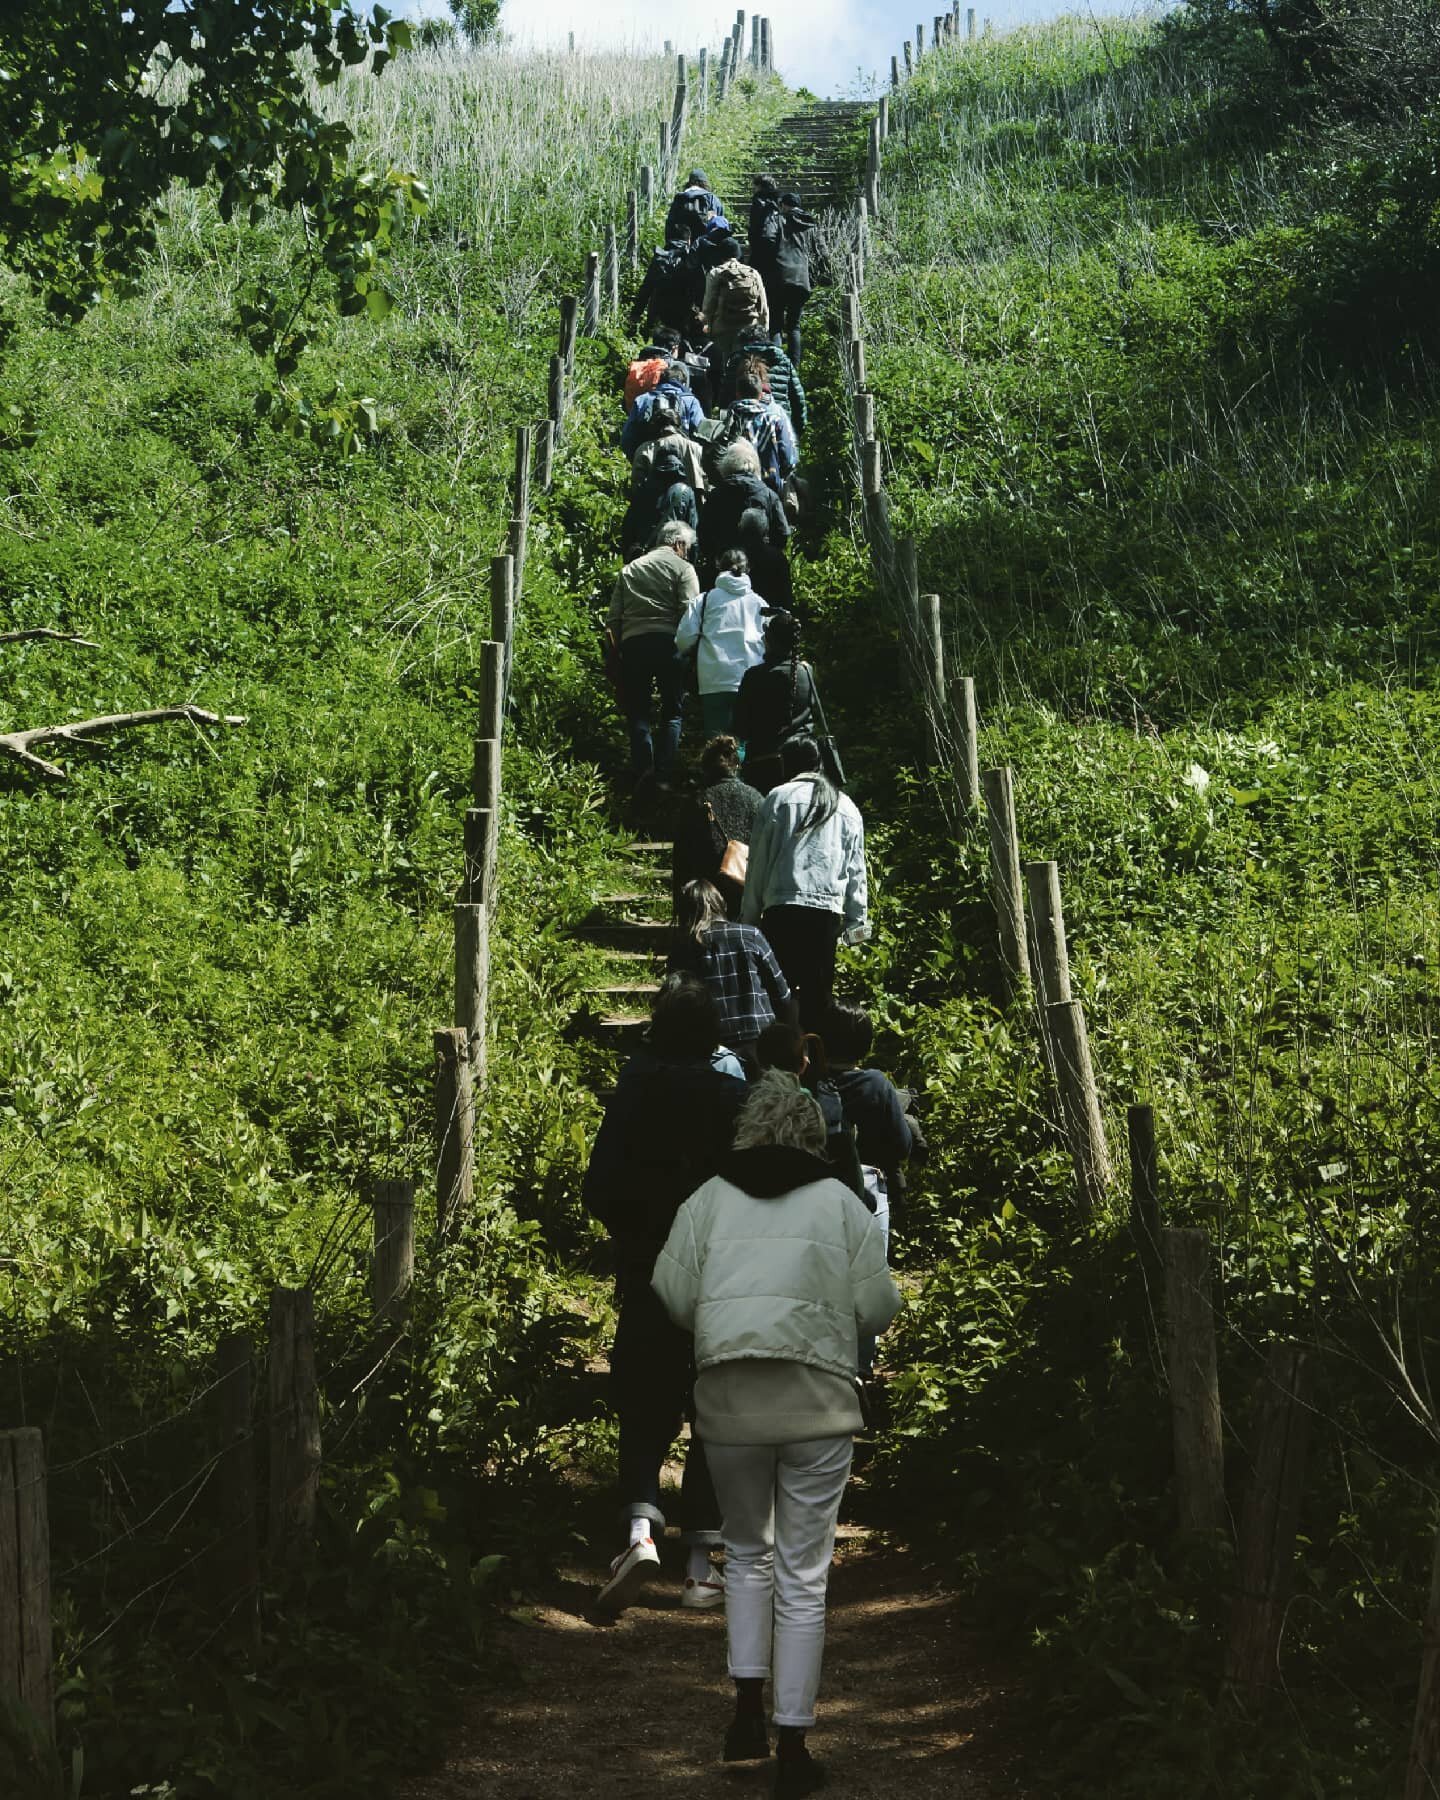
672;921;791;1047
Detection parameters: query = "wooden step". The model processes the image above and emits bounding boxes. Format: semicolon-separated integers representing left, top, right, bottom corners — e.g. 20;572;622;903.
576;919;671;953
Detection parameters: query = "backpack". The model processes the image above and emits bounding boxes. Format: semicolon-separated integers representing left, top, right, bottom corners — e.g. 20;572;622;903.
639;391;685;441
624;355;668;410
726;400;784;485
696;405;748;479
668;186;718;242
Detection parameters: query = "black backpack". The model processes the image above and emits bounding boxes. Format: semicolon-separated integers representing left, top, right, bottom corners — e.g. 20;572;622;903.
668;187;717;242
696;405;747;479
640;391;685;442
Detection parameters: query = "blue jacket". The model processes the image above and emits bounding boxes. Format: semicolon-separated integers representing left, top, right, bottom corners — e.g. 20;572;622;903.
622;382;706;458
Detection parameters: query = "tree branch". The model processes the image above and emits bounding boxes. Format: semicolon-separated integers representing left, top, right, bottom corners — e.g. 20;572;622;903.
0;706;248;783
0;628;100;648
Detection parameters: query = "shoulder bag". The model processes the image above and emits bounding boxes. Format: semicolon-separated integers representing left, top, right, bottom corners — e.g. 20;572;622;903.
706;799;749;888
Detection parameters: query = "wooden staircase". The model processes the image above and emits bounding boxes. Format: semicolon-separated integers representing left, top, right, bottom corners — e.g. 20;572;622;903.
574;839;671;1066
719;98;872;219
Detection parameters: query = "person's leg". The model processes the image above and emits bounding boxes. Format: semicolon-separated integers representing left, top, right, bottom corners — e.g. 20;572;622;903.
760;906;843;1029
782;286;808;366
610;1286;685;1541
701;689;737;737
654;638;687;783
705;1441;778;1685
770;1434;853;1729
619;637;657;779
856;1169;889;1378
678;1427;723;1552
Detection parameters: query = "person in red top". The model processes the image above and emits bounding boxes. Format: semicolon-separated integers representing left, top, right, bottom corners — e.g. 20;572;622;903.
624;327;682;409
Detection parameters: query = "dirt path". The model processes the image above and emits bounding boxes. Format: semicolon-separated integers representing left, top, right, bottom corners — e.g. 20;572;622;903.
397;1516;1026;1799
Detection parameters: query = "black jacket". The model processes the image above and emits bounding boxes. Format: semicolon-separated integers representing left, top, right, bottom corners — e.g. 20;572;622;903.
672;775;763;913
698;470;790;564
733;657;818;758
771;212;816;291
831;1067;915;1187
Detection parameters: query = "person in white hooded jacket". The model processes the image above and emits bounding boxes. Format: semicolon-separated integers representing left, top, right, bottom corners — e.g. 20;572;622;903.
674;547;771;738
653;1070;900;1798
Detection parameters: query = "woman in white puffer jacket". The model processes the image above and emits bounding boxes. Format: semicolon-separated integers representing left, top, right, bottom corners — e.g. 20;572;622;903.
674;545;771;738
653;1070;900;1798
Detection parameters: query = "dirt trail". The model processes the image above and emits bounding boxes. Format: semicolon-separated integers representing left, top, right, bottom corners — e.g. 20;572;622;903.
397;1518;1025;1799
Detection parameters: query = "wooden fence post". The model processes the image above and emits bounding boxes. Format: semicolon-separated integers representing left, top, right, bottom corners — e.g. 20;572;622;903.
699;45;709;110
463;806;493;905
920;591;945;707
880;95;890;139
1047;998;1110;1215
1225;1344;1314;1707
951;673;979;815
471;737;501;893
904;38;913;75
512;423;532;524
603;223;620;317
547;353;565;445
582;250;601;336
1128;1102;1162;1290
1405;1522;1440;1797
640;163;654;215
535;416;554;493
840;290;858;340
658;122;670;186
860;437;882;501
626;189;639;268
507;515;527;611
455;901;490;1089
267;1286;319;1566
490;554;515;693
371;1179;415;1323
849;337;867;388
854;389;875;443
0;1427;52;1744
1161;1228;1227;1539
892;52;901;86
479;639;503;742
434;1027;475;1237
981;766;1028;993
968;5;977;36
1023;859;1071;1008
559;294;579;378
214;1332;260;1648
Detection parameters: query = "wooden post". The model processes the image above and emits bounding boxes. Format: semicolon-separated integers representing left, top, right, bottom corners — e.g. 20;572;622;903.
935;14;943;48
1161;1228;1227;1539
1128;1102;1162;1284
626;188;639;267
663;37;674;55
479;639;503;742
892;52;901;87
0;1427;52;1744
463;806;493;905
471;737;501;893
917;22;925;57
921;593;945;704
640;163;654;214
1023;859;1072;1009
699;45;709;110
371;1179;415;1323
603;223;620;317
658;122;669;185
750;14;760;64
455;902;490;1089
849;338;867;388
512;423;532;523
547;352;565;443
760;17;771;70
434;1027;475;1238
535;417;554;493
1048;999;1110;1215
904;38;913;75
507;515;526;608
861;437;882;499
718;59;730;101
968;5;977;35
840;291;858;340
267;1286;319;1566
558;295;579;377
1225;1344;1313;1707
880;95;890;140
582;250;601;336
951;674;979;814
981;766;1027;993
854;389;875;444
214;1332;260;1648
1406;1522;1440;1797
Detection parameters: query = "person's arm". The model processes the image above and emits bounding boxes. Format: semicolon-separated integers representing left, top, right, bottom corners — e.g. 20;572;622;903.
754;930;794;1021
775;409;799;476
766;490;792;545
608;571;626;636
841;804;868;938
863;1072;915;1171
652;1199;701;1330
674;594;703;654
741;801;775;924
846;1193;902;1335
582;1090;637;1236
620;399;646;459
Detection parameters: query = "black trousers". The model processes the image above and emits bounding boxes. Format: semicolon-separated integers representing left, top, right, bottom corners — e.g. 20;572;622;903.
610;1279;721;1543
760;904;844;1030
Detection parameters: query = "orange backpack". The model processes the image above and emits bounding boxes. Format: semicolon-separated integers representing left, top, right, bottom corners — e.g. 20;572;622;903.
623;357;668;410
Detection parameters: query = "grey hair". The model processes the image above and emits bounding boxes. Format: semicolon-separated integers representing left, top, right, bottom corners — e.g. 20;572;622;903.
717;438;762;479
733;1069;827;1155
657;520;696;550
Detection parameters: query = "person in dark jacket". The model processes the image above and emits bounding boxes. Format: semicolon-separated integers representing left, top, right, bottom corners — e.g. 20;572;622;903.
753;1019;865;1200
622;363;706;457
583;974;748;1615
719;335;808;436
672;734;763;918
631;240;707;339
770;192;817;366
698;438;791;587
733;610;817;793
665;168;728;244
622;448;699;549
748;173;783;311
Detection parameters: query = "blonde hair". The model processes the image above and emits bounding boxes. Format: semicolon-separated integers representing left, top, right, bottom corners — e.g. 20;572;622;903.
733;1069;827;1155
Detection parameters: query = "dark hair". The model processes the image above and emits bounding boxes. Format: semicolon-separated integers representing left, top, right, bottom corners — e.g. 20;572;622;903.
754;174;779;198
700;734;742;782
665;360;691;389
674;879;727;946
764;609;799;658
650;971;722;1058
688;168;711;190
782;738;840;833
755;1020;829;1079
718;547;749;577
780;191;802;207
653;327;681;350
715;234;741;262
734;358;768;400
820;1000;872;1064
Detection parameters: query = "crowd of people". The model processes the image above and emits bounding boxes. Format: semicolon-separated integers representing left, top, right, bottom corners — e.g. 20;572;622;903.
585;168;925;1799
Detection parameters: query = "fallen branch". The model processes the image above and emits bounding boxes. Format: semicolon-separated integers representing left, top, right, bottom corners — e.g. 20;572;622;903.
0;627;100;648
0;706;248;782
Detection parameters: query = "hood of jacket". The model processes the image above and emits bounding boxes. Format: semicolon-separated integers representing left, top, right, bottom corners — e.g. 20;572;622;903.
731;396;774;420
711;570;753;601
720;1144;833;1197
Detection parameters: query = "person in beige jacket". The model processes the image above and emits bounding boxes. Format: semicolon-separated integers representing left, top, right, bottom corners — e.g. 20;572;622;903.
702;237;771;357
653;1070;900;1797
608;520;700;787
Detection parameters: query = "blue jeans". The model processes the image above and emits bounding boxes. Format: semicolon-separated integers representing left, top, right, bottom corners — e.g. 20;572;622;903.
620;632;685;781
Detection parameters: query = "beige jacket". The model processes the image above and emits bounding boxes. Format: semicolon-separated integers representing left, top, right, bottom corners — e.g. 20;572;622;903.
608;544;700;641
632;427;707;495
702;259;770;341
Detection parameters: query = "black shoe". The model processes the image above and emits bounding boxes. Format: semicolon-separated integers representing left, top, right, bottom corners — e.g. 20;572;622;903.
723;1716;771;1762
774;1751;826;1798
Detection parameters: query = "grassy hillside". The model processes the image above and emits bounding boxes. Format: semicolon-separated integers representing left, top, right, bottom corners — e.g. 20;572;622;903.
819;13;1440;1793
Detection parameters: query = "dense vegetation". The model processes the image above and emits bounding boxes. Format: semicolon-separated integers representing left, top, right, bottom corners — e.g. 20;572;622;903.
831;10;1440;1792
0;42;786;1797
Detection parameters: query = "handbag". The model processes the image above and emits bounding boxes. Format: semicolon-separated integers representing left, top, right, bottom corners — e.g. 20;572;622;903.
707;800;749;888
780;659;846;787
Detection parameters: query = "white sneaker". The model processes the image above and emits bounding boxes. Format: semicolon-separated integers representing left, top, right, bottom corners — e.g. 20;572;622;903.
681;1566;726;1611
596;1537;660;1614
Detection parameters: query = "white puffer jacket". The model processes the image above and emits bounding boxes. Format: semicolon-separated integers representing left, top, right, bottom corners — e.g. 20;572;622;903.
652;1146;901;1380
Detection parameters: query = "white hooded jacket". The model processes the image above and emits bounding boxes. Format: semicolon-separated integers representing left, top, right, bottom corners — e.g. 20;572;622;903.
674;572;769;696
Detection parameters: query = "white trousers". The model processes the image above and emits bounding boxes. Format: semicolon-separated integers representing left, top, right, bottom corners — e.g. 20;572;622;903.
705;1434;853;1727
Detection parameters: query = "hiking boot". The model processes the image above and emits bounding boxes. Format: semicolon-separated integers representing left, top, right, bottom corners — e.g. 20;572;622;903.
774;1750;826;1797
723;1715;771;1762
595;1537;659;1615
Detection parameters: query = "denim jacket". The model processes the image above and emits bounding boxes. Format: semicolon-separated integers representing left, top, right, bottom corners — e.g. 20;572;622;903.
741;775;867;935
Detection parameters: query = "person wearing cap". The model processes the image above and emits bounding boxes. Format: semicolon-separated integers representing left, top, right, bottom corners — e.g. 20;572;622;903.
770;192;817;366
702;235;770;362
666;168;730;244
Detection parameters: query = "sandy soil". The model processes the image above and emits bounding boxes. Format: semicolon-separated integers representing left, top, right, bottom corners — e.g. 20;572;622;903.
395;1517;1027;1799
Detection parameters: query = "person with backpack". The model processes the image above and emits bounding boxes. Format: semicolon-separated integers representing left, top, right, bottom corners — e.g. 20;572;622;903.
697;440;792;598
674;546;771;738
718;359;798;494
719;333;808;436
743;737;868;1028
621;361;705;458
665;168;727;245
753;1019;865;1200
671;734;762;920
631;238;707;338
747;174;783;310
668;879;796;1076
584;974;748;1616
631;410;707;508
651;1071;900;1794
701;237;770;358
625;326;682;409
622;448;699;551
608;520;700;791
732;610;818;794
770;192;818;366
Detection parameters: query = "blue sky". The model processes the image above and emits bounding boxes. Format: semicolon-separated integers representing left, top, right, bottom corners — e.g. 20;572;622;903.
397;1;1143;98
